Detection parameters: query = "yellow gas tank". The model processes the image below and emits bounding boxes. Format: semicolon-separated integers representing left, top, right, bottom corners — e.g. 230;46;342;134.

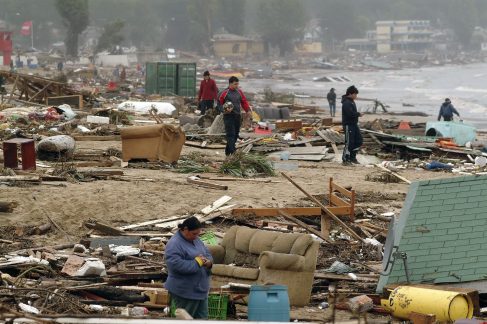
381;286;474;322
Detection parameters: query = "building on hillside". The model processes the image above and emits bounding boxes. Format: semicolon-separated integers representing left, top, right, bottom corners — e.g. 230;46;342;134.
344;20;433;53
376;20;433;53
211;32;265;57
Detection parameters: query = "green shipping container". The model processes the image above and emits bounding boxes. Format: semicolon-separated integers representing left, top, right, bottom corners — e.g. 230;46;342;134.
145;62;196;97
177;63;197;97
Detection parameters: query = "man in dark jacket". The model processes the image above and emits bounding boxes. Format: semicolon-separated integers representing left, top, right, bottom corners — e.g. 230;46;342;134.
198;71;218;115
327;88;336;117
341;85;363;165
438;98;460;121
218;76;250;156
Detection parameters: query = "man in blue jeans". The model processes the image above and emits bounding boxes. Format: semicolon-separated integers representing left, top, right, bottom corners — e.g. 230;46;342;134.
218;76;251;156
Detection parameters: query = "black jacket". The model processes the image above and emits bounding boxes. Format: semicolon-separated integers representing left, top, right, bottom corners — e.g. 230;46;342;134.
327;91;336;103
341;95;360;126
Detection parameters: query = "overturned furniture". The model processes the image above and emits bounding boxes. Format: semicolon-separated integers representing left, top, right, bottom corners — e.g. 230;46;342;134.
207;225;319;306
120;124;185;163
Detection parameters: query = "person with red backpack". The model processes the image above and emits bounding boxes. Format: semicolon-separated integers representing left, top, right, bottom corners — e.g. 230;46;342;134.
218;76;250;156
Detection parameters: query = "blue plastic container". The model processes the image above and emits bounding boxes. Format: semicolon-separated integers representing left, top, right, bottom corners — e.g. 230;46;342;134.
248;285;290;322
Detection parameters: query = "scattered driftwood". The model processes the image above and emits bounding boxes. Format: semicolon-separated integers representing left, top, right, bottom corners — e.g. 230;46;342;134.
0;201;18;213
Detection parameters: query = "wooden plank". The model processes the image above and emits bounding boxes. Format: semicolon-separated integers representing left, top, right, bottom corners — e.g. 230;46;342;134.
288;154;326;161
331;182;353;198
330;194;349;207
281;172;364;242
187;176;228;190
119;215;187;231
327;206;351;216
201;196;232;215
375;164;412;184
232;207;322;217
277;209;333;244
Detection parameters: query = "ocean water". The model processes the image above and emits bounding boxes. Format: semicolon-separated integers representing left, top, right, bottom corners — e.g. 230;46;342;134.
243;63;487;130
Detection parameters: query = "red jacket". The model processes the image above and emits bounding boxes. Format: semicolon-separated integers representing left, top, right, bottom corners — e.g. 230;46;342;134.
198;78;218;101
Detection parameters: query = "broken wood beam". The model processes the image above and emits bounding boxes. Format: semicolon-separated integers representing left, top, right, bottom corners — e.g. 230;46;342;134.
0;201;18;213
277;209;333;244
232;207;322;217
281;172;365;242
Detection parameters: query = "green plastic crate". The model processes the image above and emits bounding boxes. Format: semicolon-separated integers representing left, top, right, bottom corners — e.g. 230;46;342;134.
200;232;218;245
208;293;229;320
169;294;228;320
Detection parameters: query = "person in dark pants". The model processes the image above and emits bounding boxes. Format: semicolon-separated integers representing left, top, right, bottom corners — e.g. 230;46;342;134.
438;98;460;121
165;216;213;319
341;85;363;165
218;76;250;156
198;71;218;115
327;88;336;117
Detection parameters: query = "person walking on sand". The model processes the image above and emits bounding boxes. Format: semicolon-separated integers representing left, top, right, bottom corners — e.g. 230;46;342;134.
327;88;337;117
438;98;460;121
198;70;218;115
341;85;363;165
218;76;250;156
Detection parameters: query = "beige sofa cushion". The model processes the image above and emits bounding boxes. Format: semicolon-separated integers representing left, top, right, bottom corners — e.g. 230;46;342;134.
235;227;258;253
249;230;280;255
212;264;259;280
271;233;301;253
290;235;313;256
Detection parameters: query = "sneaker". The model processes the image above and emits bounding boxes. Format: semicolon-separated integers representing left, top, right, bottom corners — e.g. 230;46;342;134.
342;161;352;166
351;159;360;165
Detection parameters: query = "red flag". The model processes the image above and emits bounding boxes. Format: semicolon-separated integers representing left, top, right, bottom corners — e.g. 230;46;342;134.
20;21;32;36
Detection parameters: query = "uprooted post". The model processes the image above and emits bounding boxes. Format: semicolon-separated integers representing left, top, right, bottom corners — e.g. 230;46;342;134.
281;172;364;243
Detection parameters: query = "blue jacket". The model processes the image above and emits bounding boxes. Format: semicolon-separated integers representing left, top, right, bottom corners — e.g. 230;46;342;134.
164;231;213;300
438;103;460;120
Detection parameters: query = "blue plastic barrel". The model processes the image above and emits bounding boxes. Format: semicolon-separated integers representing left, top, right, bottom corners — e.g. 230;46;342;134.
248;285;290;322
